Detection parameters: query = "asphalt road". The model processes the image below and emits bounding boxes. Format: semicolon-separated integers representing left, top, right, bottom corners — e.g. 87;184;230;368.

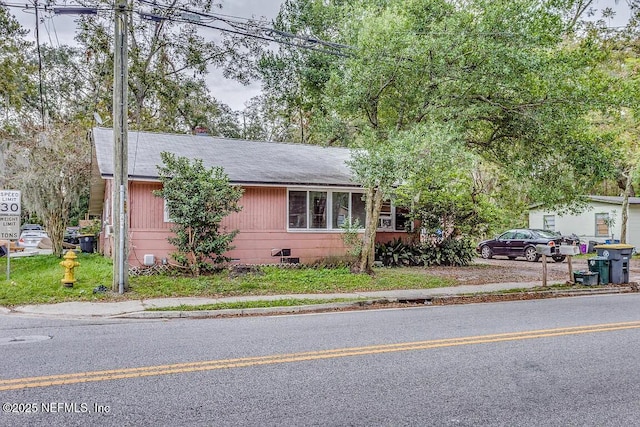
2;294;640;426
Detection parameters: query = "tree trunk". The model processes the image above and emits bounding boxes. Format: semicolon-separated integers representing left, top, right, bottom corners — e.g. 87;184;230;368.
621;170;633;244
47;214;65;257
357;187;383;274
187;227;200;276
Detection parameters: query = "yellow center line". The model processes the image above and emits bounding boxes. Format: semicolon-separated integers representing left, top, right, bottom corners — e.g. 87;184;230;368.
2;320;640;391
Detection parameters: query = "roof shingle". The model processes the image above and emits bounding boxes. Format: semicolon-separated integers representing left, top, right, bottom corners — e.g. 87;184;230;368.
92;127;359;187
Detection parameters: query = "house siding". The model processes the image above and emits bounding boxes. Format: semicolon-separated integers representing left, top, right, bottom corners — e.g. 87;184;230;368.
102;181;406;266
627;204;640;246
224;187;286;231
129;182;171;230
529;202;626;245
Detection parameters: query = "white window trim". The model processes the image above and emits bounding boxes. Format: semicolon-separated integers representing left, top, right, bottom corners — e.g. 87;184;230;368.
286;188;406;232
287;188;367;232
163;199;174;223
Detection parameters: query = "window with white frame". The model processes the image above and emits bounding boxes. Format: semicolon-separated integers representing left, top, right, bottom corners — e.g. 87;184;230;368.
543;215;555;231
332;192;349;228
287;190;409;231
163;199;174;223
309;191;327;229
288;190;366;230
351;193;366;226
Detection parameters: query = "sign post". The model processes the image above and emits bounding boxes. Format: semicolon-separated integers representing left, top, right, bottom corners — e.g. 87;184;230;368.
0;190;21;280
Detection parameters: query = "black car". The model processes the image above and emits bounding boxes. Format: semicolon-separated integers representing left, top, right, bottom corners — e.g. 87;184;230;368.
476;229;578;262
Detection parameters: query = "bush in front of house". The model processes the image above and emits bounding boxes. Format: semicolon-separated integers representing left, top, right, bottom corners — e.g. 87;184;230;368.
375;237;475;267
154;152;244;276
418;237;476;266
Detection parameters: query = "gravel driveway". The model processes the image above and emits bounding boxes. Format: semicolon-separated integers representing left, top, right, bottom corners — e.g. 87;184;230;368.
423;256;640;286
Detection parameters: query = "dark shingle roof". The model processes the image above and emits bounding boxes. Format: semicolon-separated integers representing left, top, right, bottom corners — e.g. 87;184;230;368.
588;195;640;205
92;127;359;187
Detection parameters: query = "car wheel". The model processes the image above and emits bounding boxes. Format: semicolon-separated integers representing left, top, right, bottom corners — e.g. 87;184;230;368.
524;246;540;262
552;255;566;263
480;245;493;259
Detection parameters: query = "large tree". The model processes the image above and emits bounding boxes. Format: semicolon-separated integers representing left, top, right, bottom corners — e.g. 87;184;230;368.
394;123;523;240
0;5;36;189
9;124;92;256
583;8;640;243
0;6;34;123
266;0;615;273
74;0;262;134
258;0;346;144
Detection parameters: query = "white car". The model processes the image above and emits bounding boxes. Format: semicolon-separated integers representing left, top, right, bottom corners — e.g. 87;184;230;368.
18;230;49;248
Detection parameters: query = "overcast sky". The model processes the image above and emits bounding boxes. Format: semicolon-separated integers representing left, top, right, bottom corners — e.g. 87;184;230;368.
8;0;631;111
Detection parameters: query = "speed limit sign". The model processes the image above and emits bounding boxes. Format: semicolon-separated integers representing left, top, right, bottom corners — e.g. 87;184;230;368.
0;190;21;240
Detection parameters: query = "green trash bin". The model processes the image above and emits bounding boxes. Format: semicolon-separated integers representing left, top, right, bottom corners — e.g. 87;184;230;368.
588;256;610;285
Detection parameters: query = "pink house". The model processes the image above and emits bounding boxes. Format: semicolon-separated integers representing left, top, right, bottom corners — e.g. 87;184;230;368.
89;128;409;267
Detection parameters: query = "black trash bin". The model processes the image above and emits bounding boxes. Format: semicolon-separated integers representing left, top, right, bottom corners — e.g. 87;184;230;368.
79;235;95;253
594;244;634;284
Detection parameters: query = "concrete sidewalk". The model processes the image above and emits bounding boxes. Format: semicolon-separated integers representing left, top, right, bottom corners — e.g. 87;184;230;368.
2;280;625;320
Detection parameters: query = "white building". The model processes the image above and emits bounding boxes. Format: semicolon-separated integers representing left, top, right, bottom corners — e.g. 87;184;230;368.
528;196;640;249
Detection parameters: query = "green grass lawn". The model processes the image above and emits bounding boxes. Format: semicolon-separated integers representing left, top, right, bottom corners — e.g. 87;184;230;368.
0;254;456;306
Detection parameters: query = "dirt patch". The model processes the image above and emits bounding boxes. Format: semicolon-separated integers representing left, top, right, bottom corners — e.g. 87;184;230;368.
421;257;640;285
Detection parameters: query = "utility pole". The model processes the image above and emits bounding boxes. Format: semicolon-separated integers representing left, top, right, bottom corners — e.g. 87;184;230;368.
113;0;129;293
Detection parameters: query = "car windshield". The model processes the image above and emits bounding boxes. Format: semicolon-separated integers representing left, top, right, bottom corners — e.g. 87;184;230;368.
21;224;43;230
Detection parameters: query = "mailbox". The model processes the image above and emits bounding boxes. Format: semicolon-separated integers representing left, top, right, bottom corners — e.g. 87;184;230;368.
535;244;553;256
559;245;580;256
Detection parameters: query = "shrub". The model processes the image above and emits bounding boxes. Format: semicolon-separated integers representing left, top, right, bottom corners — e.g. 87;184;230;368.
375;237;475;267
154;152;243;276
417;237;476;266
375;238;417;267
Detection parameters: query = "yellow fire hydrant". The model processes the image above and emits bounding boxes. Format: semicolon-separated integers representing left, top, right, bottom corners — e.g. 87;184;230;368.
60;250;80;287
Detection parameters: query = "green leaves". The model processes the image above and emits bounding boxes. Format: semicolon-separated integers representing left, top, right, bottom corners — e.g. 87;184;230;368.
154;152;243;276
0;5;35;121
375;237;476;267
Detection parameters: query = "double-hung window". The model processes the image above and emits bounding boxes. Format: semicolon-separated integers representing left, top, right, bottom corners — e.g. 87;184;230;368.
163;199;174;223
288;190;366;230
543;215;555;231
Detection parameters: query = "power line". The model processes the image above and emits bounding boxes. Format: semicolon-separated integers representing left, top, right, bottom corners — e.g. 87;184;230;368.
1;0;354;56
5;0;633;58
135;0;353;56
